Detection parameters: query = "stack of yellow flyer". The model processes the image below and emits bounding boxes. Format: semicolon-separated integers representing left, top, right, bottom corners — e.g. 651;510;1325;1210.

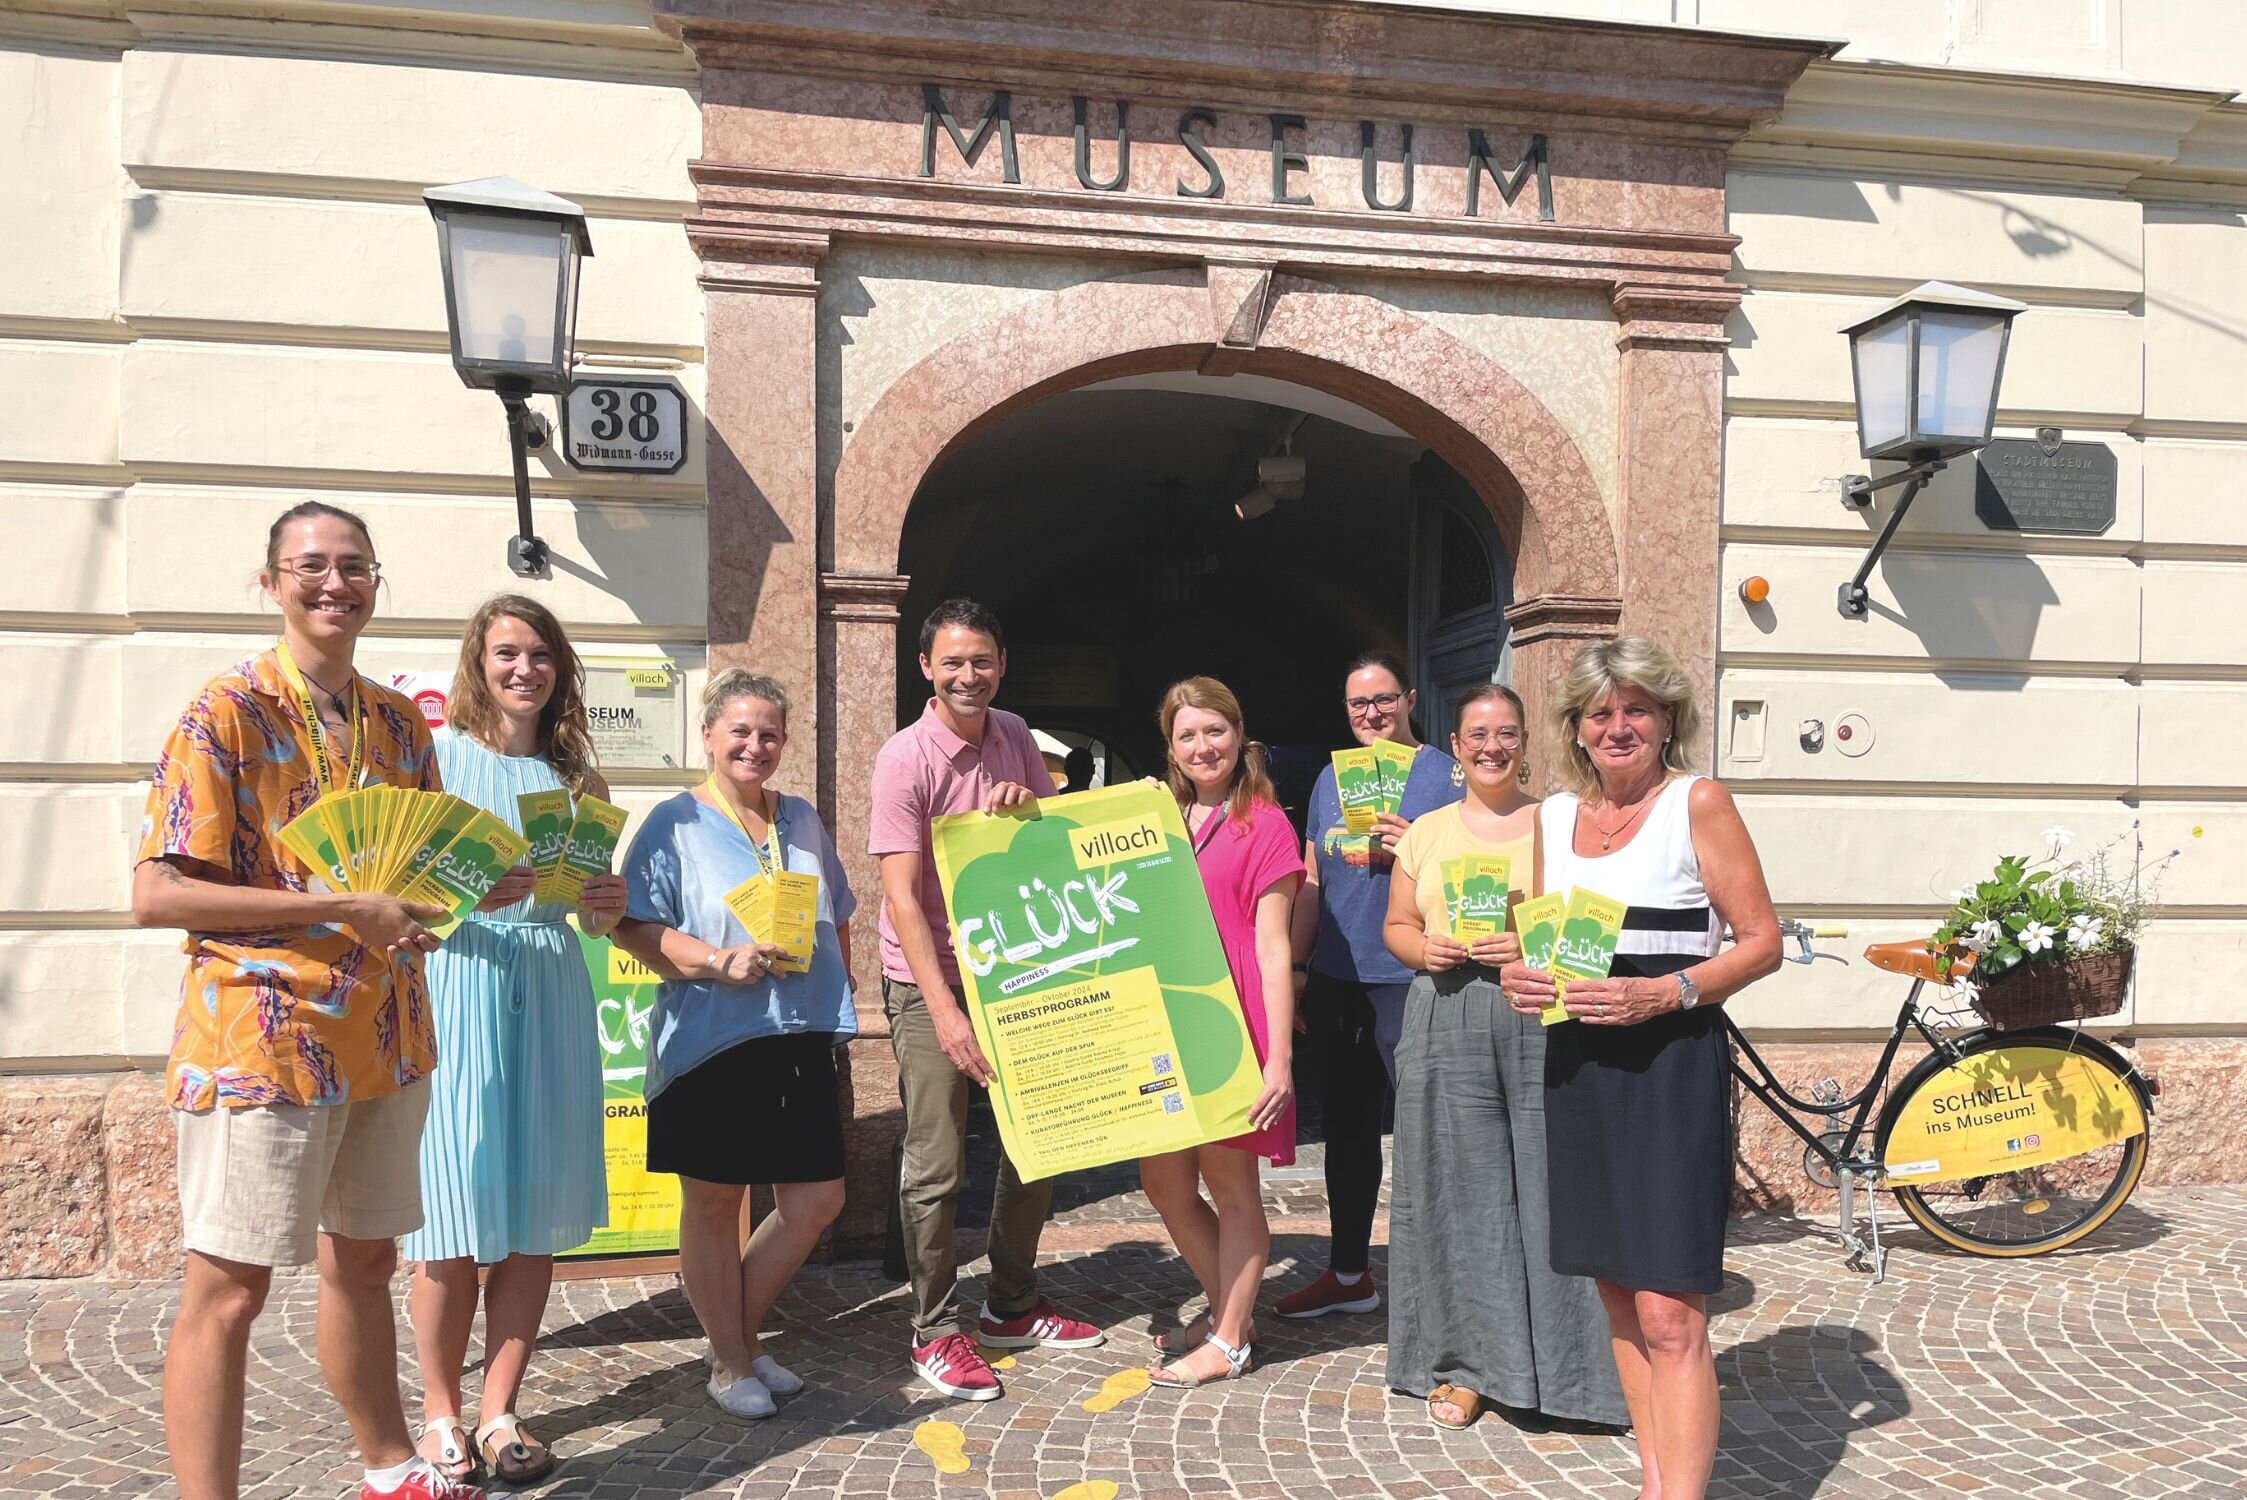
1331;738;1417;835
1442;853;1513;944
517;790;628;905
277;788;529;920
1516;886;1627;1025
721;868;819;975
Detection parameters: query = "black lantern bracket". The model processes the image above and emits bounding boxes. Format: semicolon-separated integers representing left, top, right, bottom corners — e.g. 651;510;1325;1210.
498;381;552;580
1836;458;1945;619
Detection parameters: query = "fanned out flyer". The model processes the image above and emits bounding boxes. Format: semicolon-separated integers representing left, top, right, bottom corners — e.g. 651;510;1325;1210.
1331;738;1415;835
1516;886;1628;1025
276;788;528;920
929;781;1262;1183
721;869;819;975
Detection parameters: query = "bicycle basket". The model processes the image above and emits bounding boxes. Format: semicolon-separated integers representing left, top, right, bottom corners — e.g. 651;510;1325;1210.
1974;946;2134;1029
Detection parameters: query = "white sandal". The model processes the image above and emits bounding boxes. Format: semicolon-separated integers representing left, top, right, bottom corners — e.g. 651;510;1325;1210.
419;1417;482;1483
1148;1330;1255;1388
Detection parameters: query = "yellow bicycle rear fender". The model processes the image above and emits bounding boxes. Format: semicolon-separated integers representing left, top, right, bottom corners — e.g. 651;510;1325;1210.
1882;1043;2147;1184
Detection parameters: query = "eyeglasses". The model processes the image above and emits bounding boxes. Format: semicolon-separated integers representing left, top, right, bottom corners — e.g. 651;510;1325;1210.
1345;692;1405;717
275;556;381;586
1459;727;1523;749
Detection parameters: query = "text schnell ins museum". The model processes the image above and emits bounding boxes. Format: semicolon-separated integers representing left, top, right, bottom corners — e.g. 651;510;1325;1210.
919;84;1556;221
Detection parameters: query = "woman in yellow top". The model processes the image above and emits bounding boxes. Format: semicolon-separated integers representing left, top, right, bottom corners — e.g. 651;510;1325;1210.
1380;683;1625;1433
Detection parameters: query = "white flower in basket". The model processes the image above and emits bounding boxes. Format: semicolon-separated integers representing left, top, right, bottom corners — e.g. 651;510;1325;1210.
1927;824;2176;988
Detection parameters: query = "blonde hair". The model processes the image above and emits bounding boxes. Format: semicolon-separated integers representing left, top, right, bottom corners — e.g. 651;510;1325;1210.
1550;637;1700;797
1158;676;1278;832
447;594;598;793
702;668;789;729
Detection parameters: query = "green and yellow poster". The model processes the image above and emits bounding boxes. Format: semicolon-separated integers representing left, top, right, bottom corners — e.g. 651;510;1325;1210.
930;782;1262;1183
560;921;681;1259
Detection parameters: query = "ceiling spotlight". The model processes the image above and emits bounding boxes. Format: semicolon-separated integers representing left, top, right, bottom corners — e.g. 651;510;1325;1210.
1235;486;1278;520
1257;452;1307;500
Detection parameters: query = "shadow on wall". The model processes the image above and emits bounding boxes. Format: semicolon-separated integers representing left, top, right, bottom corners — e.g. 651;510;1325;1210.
545;385;747;637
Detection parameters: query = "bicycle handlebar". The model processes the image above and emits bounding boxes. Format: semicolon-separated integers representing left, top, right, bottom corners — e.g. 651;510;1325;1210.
1775;918;1848;963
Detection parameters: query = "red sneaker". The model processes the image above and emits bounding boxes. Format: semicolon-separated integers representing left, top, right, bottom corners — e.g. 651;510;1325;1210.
977;1299;1107;1349
912;1331;1004;1401
1276;1269;1381;1320
361;1462;485;1500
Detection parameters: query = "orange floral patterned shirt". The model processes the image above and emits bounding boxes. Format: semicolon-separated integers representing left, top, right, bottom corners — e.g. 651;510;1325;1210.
139;650;442;1111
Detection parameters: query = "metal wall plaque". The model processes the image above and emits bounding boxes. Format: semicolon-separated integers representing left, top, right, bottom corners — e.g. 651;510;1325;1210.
562;379;689;474
584;659;684;770
1974;433;2117;535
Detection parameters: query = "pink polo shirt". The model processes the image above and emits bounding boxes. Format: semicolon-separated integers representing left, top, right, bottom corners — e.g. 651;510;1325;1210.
869;699;1057;985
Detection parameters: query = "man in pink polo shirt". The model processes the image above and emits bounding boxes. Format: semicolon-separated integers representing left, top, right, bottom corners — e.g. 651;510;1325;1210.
870;599;1106;1401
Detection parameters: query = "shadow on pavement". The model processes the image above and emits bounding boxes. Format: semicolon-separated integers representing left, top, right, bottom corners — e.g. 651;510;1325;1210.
1711;1322;1911;1498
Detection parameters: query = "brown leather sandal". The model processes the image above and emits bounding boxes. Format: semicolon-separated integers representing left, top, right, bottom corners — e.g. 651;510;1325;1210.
475;1413;557;1486
1428;1383;1486;1430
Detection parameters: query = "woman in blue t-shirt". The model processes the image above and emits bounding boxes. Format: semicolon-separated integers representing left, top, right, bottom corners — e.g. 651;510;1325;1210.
613;669;857;1423
1278;652;1463;1321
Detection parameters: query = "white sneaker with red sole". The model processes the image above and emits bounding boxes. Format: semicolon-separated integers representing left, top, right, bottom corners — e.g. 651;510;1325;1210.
976;1299;1107;1349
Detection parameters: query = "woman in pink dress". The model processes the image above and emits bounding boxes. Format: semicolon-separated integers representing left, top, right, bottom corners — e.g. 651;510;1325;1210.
1142;676;1302;1389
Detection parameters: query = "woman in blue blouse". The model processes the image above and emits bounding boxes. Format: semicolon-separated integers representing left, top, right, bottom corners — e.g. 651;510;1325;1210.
613;670;856;1421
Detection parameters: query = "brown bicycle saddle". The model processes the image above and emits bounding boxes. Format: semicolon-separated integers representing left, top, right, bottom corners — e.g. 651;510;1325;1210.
1862;941;1975;984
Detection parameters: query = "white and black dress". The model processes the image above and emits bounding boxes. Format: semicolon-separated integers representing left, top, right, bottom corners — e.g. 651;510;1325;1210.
1539;777;1730;1296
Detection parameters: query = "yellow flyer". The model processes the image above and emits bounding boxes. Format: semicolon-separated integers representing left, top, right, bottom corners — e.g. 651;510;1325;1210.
1332;746;1383;834
1515;890;1572;1026
1443;853;1513;944
721;870;819;974
929;781;1262;1182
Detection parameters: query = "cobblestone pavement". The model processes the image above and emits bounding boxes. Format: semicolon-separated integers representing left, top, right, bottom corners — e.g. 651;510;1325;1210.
3;1183;2243;1499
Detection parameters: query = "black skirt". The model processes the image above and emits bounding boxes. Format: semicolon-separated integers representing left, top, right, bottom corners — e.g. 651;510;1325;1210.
1543;949;1731;1296
647;1031;845;1185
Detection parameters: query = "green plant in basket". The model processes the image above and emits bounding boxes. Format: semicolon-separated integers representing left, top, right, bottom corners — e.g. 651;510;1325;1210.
1927;823;2174;998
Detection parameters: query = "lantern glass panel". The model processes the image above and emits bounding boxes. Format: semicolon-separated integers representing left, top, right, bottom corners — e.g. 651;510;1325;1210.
445;213;568;373
1851;315;1911;456
1915;309;2008;446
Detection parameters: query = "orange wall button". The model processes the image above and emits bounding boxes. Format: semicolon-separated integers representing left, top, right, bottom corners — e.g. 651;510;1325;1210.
1738;575;1771;606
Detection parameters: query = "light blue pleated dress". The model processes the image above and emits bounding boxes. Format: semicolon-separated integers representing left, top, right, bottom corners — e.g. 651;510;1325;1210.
403;730;607;1263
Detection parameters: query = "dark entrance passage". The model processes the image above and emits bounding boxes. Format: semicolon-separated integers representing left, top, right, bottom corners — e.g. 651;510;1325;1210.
893;375;1512;818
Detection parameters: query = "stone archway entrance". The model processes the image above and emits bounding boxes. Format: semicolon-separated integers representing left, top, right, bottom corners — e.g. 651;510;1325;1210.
664;0;1830;1249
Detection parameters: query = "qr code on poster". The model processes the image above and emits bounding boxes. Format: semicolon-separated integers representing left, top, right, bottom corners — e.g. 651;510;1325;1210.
1162;1092;1185;1114
1151;1053;1173;1076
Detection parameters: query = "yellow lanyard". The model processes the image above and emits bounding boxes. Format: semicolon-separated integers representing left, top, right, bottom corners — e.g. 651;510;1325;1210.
275;642;365;799
703;777;784;877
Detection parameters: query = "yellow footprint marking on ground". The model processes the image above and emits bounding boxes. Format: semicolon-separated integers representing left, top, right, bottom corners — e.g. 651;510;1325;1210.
972;1342;1018;1370
1050;1483;1119;1500
1081;1367;1151;1413
912;1419;972;1475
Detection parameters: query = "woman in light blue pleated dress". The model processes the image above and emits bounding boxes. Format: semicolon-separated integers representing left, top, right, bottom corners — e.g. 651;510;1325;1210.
403;595;628;1487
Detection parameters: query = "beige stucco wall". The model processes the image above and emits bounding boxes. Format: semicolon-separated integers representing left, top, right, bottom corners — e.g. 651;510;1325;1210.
3;0;2244;1077
1717;98;2247;1031
0;4;708;1070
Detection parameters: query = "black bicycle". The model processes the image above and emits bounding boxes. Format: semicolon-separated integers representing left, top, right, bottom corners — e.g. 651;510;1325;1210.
1723;920;2157;1279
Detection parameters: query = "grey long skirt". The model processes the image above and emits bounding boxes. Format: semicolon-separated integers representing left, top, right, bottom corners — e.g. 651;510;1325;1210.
1385;970;1629;1425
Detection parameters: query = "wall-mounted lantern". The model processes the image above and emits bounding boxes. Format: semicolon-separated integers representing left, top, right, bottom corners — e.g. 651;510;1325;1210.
423;176;594;579
1834;281;2024;618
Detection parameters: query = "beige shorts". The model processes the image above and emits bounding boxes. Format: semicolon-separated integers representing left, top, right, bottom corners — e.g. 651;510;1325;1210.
175;1080;431;1268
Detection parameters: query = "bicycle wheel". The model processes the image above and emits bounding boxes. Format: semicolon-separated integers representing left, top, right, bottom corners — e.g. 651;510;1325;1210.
1879;1028;2150;1256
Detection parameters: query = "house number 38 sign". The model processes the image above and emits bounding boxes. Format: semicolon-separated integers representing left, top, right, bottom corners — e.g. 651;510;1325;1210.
562;379;689;475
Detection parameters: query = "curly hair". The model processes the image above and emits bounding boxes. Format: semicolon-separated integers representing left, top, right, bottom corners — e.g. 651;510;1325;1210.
447;594;599;793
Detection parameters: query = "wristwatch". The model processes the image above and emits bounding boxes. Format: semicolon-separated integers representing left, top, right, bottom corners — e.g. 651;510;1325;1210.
1675;971;1701;1010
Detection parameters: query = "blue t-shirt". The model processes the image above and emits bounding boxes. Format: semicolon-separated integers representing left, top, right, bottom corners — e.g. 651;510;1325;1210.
1307;745;1466;984
621;789;858;1099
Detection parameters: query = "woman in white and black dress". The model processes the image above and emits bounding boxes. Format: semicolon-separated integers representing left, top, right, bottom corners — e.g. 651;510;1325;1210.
1499;638;1781;1500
